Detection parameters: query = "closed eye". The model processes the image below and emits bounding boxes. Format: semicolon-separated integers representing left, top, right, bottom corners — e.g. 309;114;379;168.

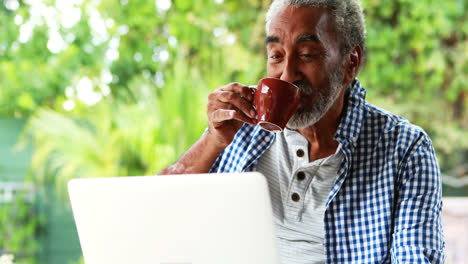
301;53;319;58
299;53;321;61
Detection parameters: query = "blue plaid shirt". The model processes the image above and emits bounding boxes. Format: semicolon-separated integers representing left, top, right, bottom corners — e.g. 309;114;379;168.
209;79;446;263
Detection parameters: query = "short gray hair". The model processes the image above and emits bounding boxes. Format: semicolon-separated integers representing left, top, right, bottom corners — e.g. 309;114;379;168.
265;0;366;58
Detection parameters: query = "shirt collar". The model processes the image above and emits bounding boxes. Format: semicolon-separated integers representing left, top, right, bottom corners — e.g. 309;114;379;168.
333;78;366;145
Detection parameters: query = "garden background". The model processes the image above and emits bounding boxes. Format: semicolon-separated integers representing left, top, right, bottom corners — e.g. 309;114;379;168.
1;0;467;263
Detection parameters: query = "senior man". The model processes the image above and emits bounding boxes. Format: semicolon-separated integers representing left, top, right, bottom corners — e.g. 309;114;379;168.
159;0;446;263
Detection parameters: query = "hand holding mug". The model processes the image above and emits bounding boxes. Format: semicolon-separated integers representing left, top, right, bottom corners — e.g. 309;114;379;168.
206;82;257;148
206;78;302;149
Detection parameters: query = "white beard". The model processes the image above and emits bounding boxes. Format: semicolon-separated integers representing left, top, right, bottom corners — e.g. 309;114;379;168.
286;67;344;130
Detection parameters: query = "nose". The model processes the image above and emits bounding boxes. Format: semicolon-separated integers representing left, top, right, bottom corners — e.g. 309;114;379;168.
280;56;302;84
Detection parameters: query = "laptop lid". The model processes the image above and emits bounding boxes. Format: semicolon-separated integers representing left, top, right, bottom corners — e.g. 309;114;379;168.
68;172;280;264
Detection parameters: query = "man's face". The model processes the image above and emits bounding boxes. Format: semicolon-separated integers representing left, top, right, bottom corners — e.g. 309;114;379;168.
266;6;345;129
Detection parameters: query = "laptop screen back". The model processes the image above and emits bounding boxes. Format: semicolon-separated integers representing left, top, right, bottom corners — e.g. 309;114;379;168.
68;173;280;264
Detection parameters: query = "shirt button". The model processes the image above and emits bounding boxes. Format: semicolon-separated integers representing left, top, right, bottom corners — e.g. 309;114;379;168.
291;193;300;202
296;149;305;157
297;171;306;181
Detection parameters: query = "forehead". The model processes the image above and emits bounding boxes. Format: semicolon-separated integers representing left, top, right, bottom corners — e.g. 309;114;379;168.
267;5;338;46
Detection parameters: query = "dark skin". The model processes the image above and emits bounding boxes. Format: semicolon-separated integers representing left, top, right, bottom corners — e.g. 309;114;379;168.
266;6;361;160
159;6;362;174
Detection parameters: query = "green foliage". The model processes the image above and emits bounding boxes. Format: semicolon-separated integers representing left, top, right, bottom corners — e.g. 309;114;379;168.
361;0;468;106
13;0;267;182
360;0;468;173
0;192;42;264
22;54;211;187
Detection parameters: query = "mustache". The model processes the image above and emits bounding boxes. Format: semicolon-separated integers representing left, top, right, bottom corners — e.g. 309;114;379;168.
293;80;313;95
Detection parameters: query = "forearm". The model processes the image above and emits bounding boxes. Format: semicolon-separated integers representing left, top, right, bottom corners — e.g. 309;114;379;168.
159;82;255;175
158;132;226;175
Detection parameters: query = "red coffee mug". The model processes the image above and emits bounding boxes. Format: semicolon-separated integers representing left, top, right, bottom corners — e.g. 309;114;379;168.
251;78;302;132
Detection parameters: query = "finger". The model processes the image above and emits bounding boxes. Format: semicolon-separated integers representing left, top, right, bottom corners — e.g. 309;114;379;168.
207;101;257;126
211;110;235;128
207;100;233;114
229;110;257;126
211;109;257;127
219;82;253;102
217;91;256;118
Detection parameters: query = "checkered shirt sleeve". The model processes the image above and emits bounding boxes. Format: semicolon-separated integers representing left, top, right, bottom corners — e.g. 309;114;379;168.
209;124;274;173
390;135;445;263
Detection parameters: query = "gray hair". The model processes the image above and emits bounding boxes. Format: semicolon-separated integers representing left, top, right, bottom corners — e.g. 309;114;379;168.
265;0;366;58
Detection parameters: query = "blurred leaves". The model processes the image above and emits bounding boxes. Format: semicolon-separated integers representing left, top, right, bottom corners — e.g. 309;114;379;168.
361;0;468;174
0;0;466;184
0;192;41;264
0;0;466;186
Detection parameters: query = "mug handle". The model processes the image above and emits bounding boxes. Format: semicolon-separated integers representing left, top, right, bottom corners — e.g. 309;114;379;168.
248;85;257;110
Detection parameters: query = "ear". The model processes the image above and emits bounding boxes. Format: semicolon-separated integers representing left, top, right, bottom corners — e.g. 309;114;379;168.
343;45;362;86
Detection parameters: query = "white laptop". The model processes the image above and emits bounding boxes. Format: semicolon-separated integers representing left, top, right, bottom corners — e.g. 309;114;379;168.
68;172;280;264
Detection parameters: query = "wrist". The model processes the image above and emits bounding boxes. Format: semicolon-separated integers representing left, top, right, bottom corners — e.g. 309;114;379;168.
204;128;230;152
